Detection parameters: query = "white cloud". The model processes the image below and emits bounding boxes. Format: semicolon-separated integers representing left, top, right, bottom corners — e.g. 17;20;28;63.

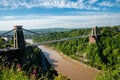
116;0;120;2
0;0;100;10
0;12;120;30
1;12;120;20
0;0;119;10
98;1;113;7
87;0;98;4
2;16;15;19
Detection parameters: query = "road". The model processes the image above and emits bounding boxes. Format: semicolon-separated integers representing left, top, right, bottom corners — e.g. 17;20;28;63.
26;39;99;80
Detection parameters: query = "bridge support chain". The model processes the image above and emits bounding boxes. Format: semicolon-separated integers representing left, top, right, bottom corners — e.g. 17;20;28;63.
14;26;25;49
0;29;14;37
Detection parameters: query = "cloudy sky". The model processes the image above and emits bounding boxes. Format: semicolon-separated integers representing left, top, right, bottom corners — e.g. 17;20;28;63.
0;0;120;30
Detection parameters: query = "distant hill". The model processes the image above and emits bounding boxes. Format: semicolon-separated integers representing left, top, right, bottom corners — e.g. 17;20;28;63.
29;28;72;34
0;28;72;36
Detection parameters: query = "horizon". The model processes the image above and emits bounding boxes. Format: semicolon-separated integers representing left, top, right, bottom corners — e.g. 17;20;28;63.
0;0;120;30
1;25;120;32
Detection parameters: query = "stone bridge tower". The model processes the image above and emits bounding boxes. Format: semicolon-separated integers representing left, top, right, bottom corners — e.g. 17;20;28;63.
14;26;25;49
91;26;97;38
89;26;98;43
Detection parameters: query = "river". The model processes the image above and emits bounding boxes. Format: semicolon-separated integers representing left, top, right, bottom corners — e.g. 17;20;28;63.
26;39;99;80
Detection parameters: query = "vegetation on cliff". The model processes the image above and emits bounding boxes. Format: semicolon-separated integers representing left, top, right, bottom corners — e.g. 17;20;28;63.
33;26;120;80
0;45;69;80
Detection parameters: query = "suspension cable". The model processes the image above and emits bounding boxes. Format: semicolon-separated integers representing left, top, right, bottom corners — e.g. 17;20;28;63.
0;29;14;37
23;28;58;36
23;28;45;35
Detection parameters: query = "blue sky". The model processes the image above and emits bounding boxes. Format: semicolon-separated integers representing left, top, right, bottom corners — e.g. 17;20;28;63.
0;0;120;30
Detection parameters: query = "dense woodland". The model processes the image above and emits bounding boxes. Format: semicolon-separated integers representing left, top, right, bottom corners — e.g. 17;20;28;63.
0;40;69;80
33;26;120;80
0;38;13;48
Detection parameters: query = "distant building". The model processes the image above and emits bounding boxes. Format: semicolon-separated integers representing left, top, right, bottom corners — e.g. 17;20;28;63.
2;35;13;41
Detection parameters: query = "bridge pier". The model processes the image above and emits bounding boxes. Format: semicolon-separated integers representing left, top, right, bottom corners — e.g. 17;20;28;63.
14;26;25;49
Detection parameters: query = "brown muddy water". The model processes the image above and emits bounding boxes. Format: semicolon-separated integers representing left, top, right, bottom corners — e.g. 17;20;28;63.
38;45;99;80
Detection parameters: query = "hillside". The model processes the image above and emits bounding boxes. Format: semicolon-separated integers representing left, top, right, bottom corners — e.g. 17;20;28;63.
33;26;120;80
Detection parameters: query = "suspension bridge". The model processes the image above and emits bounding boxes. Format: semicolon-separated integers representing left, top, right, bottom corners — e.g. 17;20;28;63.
0;25;98;50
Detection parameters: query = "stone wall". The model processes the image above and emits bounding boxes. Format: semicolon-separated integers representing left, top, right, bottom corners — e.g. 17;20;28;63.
89;36;96;43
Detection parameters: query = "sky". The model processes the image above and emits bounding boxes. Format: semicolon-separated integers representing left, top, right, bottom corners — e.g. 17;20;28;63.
0;0;120;30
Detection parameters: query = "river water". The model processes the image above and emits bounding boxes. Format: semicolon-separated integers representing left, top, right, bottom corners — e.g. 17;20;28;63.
26;39;99;80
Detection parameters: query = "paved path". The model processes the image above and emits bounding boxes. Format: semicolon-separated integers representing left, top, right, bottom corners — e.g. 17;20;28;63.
38;45;99;80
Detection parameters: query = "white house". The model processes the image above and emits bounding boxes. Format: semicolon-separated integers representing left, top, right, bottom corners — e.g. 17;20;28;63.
2;35;13;41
